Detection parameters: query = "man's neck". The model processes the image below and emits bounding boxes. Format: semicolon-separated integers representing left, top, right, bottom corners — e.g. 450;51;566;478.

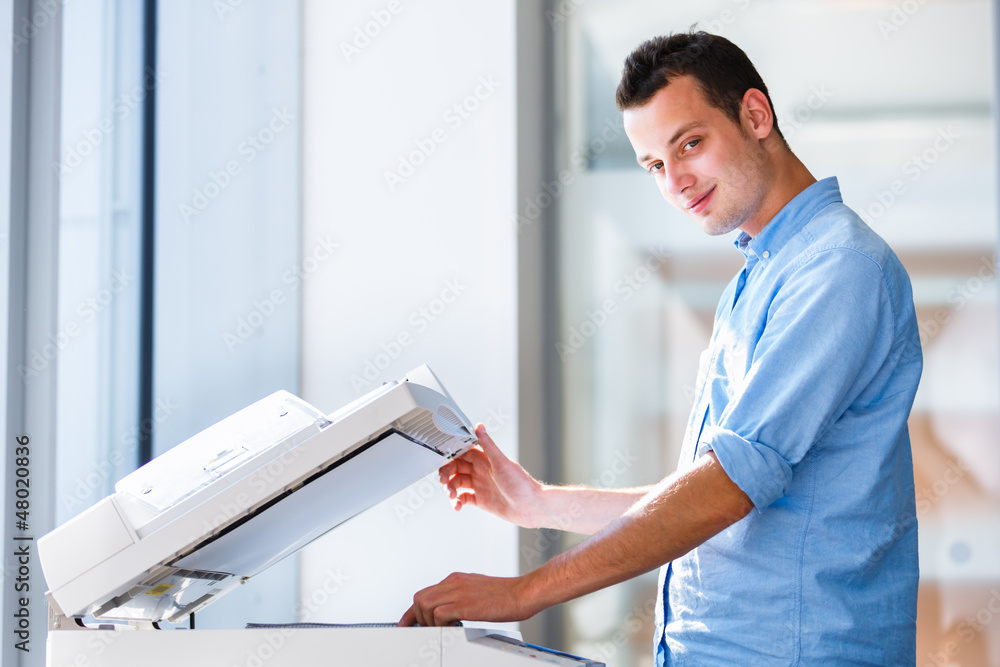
739;150;817;238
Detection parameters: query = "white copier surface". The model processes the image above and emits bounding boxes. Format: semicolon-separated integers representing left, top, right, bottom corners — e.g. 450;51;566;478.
39;365;604;666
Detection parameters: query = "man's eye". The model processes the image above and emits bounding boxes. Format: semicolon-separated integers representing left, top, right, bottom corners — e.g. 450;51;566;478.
684;138;701;151
648;161;663;174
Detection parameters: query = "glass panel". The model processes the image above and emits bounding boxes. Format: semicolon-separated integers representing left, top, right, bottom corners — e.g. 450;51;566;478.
55;0;144;525
54;0;304;631
555;2;997;665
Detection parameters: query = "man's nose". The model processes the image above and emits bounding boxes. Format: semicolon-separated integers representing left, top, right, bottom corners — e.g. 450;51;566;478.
663;161;694;199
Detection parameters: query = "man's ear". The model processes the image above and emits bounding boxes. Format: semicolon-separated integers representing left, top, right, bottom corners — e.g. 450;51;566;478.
741;88;774;141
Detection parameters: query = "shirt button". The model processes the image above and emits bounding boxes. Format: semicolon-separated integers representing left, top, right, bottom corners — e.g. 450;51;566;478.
762;250;770;259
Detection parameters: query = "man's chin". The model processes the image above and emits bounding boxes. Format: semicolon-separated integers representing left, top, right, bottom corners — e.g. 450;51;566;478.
695;216;741;237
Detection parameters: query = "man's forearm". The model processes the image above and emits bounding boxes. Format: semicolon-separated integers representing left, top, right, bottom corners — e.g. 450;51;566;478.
520;453;753;613
526;484;655;535
400;452;754;628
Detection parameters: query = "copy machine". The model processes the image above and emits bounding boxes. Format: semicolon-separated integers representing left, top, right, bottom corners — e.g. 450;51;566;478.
39;365;604;666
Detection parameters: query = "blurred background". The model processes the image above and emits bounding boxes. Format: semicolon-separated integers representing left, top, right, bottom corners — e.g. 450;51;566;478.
1;1;996;666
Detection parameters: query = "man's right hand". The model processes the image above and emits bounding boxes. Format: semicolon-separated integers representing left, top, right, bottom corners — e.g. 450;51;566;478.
438;424;543;528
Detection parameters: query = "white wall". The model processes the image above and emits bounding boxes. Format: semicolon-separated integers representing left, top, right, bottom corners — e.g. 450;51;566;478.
299;0;519;623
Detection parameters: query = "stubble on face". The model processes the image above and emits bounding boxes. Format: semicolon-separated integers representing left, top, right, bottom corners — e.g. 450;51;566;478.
698;128;769;237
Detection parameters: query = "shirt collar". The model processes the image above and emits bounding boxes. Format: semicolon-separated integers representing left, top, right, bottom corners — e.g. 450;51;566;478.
733;177;843;264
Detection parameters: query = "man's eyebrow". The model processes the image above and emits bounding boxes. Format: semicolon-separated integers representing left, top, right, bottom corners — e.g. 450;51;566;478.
635;121;705;166
668;121;703;148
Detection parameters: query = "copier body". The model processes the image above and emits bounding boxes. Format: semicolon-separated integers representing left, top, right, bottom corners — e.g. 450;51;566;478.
47;626;601;666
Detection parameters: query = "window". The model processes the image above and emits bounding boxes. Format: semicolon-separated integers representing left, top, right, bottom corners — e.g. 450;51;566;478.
54;0;302;630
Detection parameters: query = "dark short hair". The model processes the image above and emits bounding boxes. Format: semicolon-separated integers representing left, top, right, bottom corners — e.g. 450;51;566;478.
615;31;785;142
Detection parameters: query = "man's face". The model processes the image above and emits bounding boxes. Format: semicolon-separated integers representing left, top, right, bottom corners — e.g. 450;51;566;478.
623;75;769;236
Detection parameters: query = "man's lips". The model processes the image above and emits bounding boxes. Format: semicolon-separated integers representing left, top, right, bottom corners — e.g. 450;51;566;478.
686;185;715;214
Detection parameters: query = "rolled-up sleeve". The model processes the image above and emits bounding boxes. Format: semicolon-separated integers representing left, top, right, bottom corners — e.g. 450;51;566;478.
699;247;894;511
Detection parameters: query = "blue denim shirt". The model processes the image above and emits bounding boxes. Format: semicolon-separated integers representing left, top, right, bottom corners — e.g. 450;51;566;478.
655;177;922;665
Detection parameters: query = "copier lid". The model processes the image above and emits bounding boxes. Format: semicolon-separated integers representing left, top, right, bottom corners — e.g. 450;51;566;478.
39;365;477;624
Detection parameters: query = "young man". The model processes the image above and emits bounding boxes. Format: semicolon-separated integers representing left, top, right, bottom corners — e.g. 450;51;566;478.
400;31;922;665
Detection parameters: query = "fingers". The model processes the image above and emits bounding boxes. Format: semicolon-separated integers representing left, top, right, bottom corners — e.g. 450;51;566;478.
397;606;417;627
453;490;477;510
441;459;476;494
439;456;477;484
436;425;509;517
445;473;474;497
405;578;465;627
475;423;508;463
